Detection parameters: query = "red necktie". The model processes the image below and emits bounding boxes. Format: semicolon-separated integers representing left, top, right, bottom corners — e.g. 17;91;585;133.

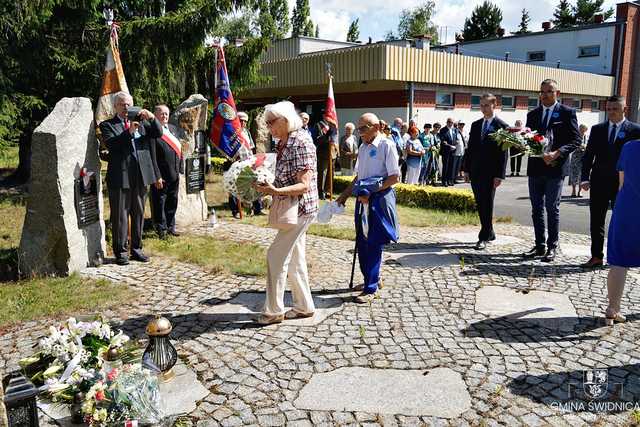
124;119;130;130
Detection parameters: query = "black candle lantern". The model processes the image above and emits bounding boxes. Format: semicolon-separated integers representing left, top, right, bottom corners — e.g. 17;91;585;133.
143;316;178;382
3;372;39;427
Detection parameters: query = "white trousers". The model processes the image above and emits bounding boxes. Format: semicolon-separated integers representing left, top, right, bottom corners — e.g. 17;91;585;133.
263;215;316;316
406;165;421;185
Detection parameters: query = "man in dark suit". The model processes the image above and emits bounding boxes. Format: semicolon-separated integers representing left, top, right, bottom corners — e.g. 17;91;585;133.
99;92;162;265
523;79;581;262
150;104;184;239
580;95;640;268
464;94;509;250
439;117;458;186
315;119;337;199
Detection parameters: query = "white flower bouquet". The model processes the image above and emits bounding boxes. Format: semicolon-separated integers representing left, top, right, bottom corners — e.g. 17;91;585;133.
223;153;277;203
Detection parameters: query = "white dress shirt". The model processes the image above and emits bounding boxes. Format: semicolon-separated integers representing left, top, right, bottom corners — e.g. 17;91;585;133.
355;133;401;180
608;118;626;142
541;102;559;129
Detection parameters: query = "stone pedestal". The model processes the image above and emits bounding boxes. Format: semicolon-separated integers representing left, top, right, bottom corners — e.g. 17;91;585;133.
170;94;209;228
19;97;106;276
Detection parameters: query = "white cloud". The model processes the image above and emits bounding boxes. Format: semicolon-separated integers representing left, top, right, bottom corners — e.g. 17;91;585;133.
311;9;353;41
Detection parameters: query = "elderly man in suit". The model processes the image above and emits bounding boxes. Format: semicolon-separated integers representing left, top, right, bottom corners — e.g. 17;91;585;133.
150;104;184;239
580;95;640;268
523;79;581;262
439;117;458;186
100;91;162;265
464;94;509;250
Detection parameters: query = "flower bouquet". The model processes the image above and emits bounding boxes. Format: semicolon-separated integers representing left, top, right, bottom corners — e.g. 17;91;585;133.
223;153;276;203
489;127;530;152
81;364;163;426
525;132;549;157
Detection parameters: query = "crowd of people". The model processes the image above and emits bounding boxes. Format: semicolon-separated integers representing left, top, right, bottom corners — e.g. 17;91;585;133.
100;80;640;328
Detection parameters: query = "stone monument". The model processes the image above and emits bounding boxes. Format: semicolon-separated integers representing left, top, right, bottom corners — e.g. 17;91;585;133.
169;94;209;228
19;97;106;276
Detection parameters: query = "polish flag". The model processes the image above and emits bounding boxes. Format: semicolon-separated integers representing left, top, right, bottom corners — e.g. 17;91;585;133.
323;75;338;131
161;129;182;158
95;23;129;125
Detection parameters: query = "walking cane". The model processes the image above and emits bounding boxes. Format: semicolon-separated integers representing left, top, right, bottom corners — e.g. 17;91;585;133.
349;202;361;289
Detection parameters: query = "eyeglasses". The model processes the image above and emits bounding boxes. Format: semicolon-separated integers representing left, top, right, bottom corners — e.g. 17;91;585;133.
357;124;373;133
266;117;281;126
539;90;556;95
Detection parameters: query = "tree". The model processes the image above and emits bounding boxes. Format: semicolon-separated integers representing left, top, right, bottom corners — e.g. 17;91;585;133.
574;0;614;25
515;8;531;34
396;1;438;43
347;18;360;42
1;0;268;185
552;0;576;28
462;1;503;41
270;0;290;38
291;0;313;37
384;30;396;41
314;24;319;38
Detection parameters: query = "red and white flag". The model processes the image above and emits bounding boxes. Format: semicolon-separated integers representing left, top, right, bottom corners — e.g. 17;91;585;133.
95;23;129;125
161;129;182;158
323;75;338;131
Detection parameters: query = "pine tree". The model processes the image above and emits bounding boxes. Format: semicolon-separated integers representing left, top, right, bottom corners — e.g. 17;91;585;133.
269;0;290;38
347;18;360;42
574;0;614;24
1;0;268;184
552;0;576;28
462;1;503;41
515;8;531;34
396;1;438;43
314;24;319;38
291;0;312;37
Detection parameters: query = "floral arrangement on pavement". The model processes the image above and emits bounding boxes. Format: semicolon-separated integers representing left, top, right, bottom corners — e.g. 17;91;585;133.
223;153;276;203
19;317;164;425
489;127;549;157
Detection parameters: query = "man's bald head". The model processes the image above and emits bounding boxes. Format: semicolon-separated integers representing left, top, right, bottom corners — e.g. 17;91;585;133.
357;112;381;144
393;117;403;128
360;113;379;125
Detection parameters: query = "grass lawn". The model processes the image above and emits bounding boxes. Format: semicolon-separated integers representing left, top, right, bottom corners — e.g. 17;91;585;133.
0;145;18;170
0;273;133;329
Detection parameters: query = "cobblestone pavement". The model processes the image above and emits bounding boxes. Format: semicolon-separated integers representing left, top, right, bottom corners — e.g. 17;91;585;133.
2;218;640;426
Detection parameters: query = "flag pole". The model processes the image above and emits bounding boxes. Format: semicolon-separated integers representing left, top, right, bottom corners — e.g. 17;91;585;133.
325;63;335;201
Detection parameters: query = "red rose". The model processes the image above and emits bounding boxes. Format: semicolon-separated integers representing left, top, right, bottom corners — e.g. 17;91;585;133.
533;135;544;142
107;368;119;382
95;390;105;401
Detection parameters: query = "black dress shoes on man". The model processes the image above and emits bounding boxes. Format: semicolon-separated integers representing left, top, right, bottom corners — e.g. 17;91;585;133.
522;246;546;259
168;229;180;237
115;257;129;266
580;257;603;268
131;252;150;263
474;241;487;250
542;248;557;262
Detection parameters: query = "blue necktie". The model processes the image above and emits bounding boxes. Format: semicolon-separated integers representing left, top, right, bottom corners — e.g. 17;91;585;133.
541;109;550;132
608;124;617;146
482;120;490;139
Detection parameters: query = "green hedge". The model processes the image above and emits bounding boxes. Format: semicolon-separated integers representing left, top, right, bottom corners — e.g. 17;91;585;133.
211;160;476;212
333;176;476;212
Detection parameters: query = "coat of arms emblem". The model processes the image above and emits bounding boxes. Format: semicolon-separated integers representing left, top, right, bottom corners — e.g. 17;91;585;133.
583;369;608;399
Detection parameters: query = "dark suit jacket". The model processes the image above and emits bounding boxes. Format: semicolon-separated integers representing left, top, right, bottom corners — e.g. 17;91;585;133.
464;116;509;179
153;124;184;183
581;119;640;189
438;126;458;156
525;103;581;177
99;115;162;189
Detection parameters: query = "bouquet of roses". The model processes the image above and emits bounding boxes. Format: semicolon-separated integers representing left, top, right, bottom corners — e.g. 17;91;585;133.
19;317;136;403
524;132;548;157
489;127;530;152
223;153;276;203
81;364;163;427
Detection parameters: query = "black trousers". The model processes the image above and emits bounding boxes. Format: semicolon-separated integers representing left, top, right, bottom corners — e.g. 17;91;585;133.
441;153;452;184
510;152;522;174
108;171;147;260
471;176;497;242
151;178;179;233
589;184;617;259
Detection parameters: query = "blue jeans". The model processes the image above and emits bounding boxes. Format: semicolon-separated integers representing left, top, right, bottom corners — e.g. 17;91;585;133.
528;176;564;249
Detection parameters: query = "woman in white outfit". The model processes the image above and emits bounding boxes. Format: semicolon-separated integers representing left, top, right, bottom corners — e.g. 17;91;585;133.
254;101;319;325
405;126;425;185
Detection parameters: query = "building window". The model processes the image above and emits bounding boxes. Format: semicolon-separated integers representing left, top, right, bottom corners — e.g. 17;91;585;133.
528;97;539;110
591;100;599;111
527;51;546;62
436;92;453;108
578;45;600;58
471;95;481;109
501;96;515;109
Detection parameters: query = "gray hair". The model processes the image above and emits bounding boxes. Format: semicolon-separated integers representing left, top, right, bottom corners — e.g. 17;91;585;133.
299;112;310;120
345;122;355;130
114;91;132;105
264;101;303;133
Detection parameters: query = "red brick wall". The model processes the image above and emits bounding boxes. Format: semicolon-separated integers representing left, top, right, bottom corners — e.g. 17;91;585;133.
599;100;608;111
414;90;436;107
515;96;528;110
334;90;408;108
615;3;640;101
454;93;471;108
581;99;592;111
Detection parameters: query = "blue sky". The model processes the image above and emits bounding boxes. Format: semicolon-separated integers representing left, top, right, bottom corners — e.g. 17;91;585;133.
305;0;618;44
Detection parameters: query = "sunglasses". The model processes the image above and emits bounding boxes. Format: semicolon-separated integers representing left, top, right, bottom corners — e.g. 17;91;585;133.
357;124;373;133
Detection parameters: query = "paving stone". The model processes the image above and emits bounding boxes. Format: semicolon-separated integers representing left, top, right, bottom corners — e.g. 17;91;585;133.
439;231;524;246
384;247;460;268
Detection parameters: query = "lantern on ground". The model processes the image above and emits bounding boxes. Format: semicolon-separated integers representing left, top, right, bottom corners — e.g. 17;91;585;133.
143;316;178;382
3;372;39;427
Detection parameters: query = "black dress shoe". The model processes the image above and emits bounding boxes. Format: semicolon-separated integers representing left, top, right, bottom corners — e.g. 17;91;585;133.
580;257;603;268
542;248;557;262
168;230;181;237
523;246;546;259
131;252;150;263
474;241;487;250
116;257;129;266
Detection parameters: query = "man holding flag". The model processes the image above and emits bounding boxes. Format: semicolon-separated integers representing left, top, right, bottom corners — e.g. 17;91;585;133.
151;104;184;238
315;72;339;199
